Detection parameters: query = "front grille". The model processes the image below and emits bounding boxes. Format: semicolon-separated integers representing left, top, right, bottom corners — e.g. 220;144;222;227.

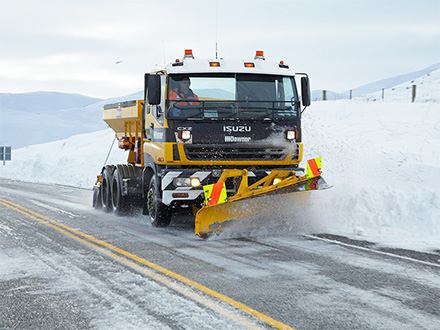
184;144;287;161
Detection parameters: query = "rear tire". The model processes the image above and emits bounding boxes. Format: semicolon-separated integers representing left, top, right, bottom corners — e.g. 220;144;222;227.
146;175;171;227
92;187;102;209
111;169;129;215
101;167;113;212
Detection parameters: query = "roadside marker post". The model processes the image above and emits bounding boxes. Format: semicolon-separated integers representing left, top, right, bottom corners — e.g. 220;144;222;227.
0;146;12;165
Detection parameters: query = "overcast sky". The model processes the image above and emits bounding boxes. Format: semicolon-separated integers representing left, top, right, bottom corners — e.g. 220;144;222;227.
0;0;439;98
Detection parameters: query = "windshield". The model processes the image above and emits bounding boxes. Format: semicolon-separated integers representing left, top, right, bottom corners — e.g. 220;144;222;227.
167;73;298;120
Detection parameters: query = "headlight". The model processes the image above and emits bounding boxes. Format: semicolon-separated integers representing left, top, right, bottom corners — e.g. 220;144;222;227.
286;130;296;141
190;177;201;187
181;130;192;141
173;177;190;187
173;177;201;188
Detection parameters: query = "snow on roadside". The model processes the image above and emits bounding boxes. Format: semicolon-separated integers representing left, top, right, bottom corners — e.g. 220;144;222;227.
302;101;440;252
0;128;127;188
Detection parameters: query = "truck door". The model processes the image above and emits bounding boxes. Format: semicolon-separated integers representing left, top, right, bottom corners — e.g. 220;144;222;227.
146;73;167;143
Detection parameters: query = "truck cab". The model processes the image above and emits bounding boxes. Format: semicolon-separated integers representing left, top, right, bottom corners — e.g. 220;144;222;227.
141;50;311;224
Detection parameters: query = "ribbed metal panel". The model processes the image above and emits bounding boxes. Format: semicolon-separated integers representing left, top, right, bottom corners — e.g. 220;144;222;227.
184;144;287;161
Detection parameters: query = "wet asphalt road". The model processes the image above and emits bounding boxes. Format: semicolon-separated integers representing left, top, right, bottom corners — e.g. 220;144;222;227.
0;178;439;330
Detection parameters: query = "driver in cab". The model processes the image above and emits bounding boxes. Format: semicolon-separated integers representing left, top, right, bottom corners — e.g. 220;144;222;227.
169;78;199;116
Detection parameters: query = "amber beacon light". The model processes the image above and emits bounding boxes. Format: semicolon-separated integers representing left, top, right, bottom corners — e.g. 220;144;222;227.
254;50;265;60
184;49;194;59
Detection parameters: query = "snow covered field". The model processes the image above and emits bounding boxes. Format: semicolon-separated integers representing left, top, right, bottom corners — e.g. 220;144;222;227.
303;101;440;252
1;69;439;253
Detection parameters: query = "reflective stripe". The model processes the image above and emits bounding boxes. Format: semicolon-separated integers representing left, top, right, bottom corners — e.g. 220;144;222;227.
306;157;321;178
162;171;183;191
203;182;227;206
209;182;224;205
192;171;211;182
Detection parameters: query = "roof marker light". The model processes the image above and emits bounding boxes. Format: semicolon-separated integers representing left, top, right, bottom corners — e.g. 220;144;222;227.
209;61;220;67
172;58;184;66
279;60;289;69
254;50;265;60
184;49;194;59
244;62;255;68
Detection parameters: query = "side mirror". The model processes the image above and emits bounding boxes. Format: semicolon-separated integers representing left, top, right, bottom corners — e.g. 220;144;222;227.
147;75;161;105
301;77;311;107
144;73;149;101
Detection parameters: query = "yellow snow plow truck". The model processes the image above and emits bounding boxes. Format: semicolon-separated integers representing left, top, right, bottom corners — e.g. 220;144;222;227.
93;50;329;237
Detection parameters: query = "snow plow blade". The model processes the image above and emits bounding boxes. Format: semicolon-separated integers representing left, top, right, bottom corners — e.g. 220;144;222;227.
195;158;330;237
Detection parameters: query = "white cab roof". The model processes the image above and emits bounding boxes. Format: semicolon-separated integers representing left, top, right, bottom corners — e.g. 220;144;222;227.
151;57;297;76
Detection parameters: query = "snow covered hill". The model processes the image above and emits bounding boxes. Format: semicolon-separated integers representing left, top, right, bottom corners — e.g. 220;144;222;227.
353;62;440;95
357;67;440;102
312;62;440;101
0;91;101;112
0;91;143;149
0;69;439;253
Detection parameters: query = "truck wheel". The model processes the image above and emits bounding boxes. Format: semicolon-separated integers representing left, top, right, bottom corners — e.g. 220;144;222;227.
92;187;102;209
101;167;113;212
142;200;149;216
111;169;129;215
146;175;171;227
142;169;153;216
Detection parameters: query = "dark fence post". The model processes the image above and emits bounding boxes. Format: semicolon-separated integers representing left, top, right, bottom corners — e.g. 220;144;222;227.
412;85;416;102
323;90;327;101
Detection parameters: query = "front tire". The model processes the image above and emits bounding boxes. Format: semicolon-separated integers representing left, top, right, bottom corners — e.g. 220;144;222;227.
146;175;171;227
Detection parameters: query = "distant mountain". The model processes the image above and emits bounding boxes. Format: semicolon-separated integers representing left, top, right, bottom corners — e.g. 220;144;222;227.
0;91;141;149
0;91;101;112
193;89;235;100
312;62;440;101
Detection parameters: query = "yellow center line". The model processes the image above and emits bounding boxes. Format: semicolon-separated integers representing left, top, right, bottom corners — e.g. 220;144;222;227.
0;198;295;330
0;199;261;329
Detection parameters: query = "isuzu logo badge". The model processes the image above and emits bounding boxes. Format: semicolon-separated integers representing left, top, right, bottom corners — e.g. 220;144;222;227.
223;125;252;132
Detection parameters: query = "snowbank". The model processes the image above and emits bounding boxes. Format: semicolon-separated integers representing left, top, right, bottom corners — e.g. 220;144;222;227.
0;129;127;188
302;101;440;251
